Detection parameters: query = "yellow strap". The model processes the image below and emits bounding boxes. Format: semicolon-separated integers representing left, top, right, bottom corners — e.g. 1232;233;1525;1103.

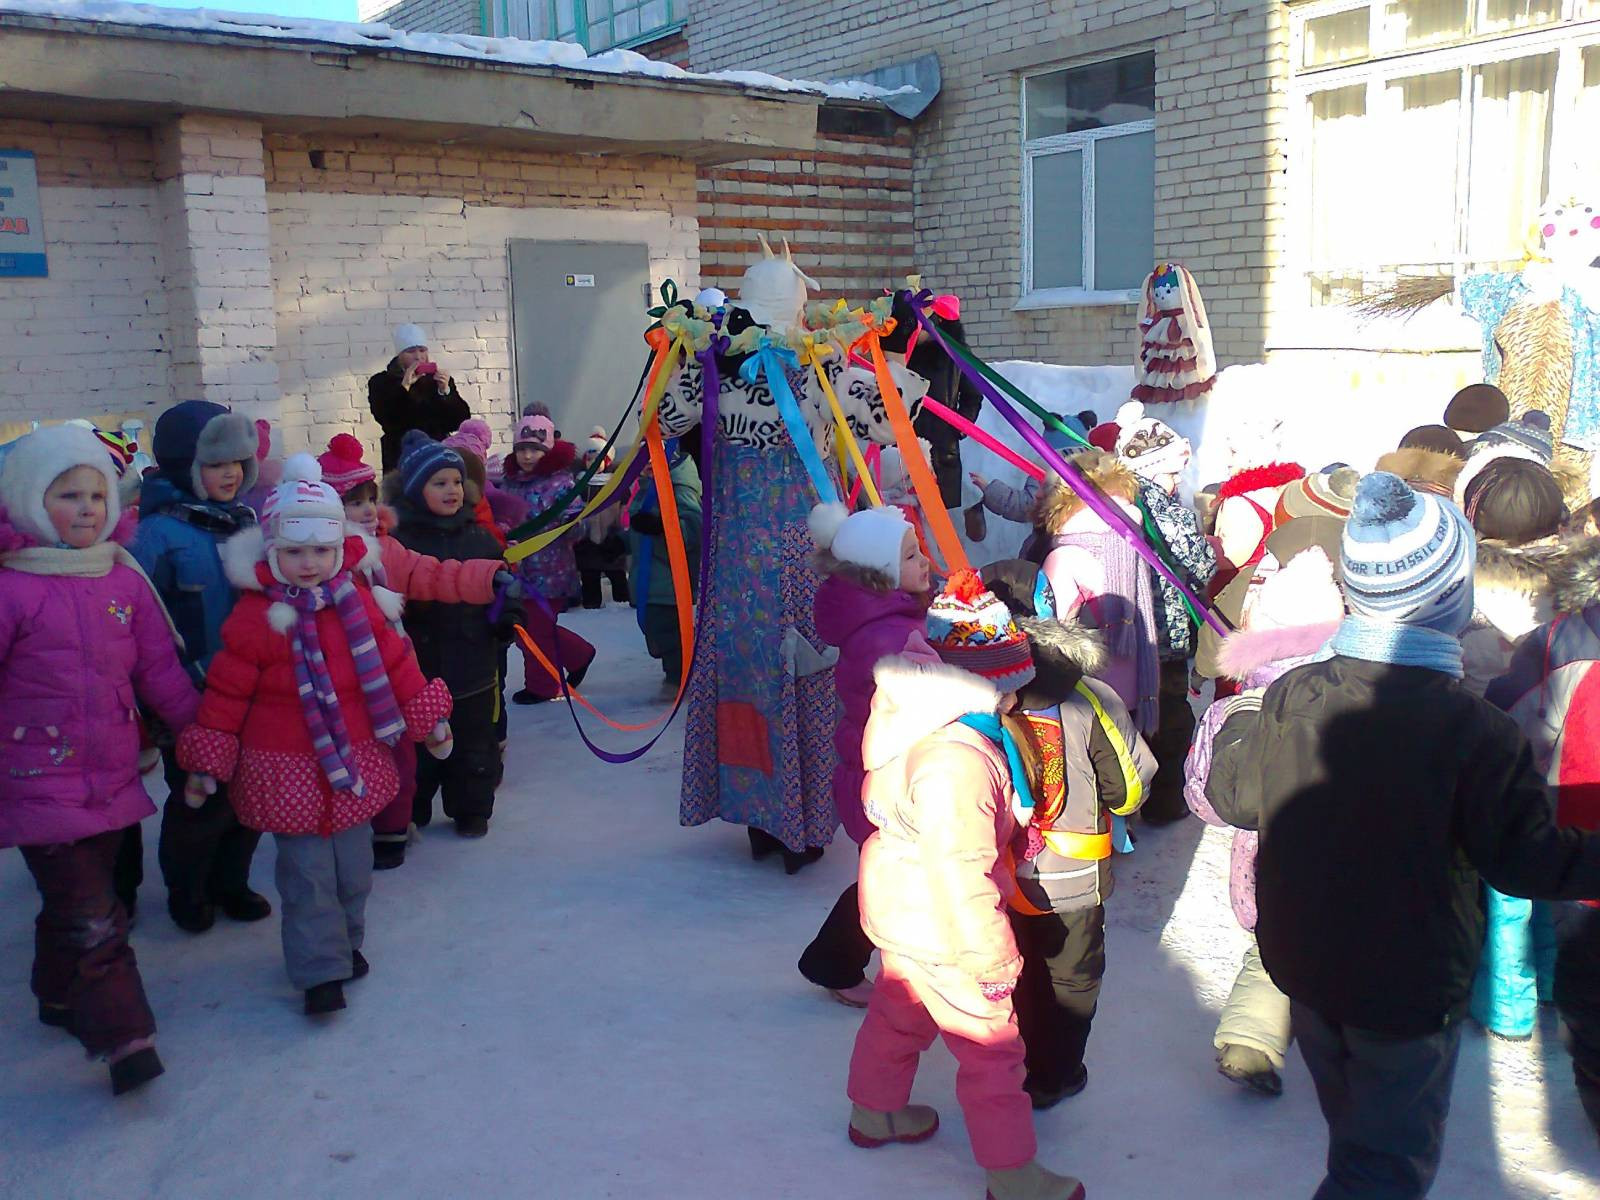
1040;828;1114;861
504;332;686;565
806;345;884;508
1074;680;1144;817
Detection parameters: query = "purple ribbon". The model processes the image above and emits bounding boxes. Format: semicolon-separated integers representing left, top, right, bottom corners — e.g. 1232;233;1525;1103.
535;337;723;764
907;292;1227;637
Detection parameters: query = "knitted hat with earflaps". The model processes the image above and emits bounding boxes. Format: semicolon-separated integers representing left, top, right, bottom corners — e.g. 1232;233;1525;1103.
925;569;1036;693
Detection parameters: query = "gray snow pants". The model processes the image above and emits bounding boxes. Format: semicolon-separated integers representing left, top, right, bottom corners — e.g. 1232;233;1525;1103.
273;825;371;991
1292;1002;1462;1200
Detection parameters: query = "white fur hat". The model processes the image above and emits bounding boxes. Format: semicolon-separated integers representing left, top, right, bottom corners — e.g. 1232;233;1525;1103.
0;423;122;546
809;501;911;586
393;323;429;355
262;454;346;582
1242;546;1344;631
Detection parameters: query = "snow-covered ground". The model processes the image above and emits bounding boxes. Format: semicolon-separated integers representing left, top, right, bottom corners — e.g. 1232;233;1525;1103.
2;606;1597;1199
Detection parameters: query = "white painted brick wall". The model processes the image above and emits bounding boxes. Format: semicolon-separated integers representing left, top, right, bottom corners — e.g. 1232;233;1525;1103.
269;192;698;457
0;185;171;424
361;0;479;33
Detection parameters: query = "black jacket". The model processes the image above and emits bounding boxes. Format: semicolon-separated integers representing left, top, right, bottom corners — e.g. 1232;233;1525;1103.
1208;654;1600;1036
368;358;472;471
886;294;981;510
389;501;511;700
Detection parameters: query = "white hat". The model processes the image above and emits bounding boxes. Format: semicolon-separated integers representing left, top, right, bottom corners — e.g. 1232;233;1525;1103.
694;287;727;309
735;235;817;332
1114;400;1191;480
808;501;911;586
1242;546;1344;632
0;423;122;546
262;454;346;581
393;323;429;355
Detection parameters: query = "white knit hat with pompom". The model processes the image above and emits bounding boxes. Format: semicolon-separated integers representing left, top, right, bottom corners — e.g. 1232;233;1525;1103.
809;501;912;586
263;454;345;551
1243;545;1344;632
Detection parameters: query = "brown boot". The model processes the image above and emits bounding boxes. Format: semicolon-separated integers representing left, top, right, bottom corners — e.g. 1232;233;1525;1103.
847;1102;940;1148
984;1160;1086;1200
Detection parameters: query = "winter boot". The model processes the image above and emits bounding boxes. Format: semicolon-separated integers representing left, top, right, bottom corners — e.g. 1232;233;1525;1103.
1025;1064;1088;1111
829;981;875;1009
38;1002;71;1031
108;1045;164;1097
984;1160;1086;1200
167;890;215;934
748;827;783;861
454;816;489;839
215;889;273;923
847;1102;940;1149
1216;1044;1283;1097
348;950;370;981
372;840;406;871
783;846;825;875
304;981;346;1015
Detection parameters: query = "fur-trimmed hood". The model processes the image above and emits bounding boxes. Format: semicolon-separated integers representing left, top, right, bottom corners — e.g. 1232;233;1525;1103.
1013;614;1106;709
1375;448;1463;496
1037;449;1140;534
862;656;1000;772
1216;621;1339;684
502;439;578;483
1473;538;1561;638
1548;536;1600;614
220;526;401;633
1217;462;1305;501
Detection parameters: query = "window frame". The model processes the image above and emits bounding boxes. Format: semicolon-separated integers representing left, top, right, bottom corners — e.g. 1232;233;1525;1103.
1018;54;1157;310
1279;0;1600;347
544;0;685;52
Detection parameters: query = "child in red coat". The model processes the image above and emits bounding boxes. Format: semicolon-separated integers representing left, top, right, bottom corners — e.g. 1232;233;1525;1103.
178;456;452;1015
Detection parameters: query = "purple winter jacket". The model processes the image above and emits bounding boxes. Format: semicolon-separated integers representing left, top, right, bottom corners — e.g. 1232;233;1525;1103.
0;548;200;849
814;575;937;845
1183;621;1337;930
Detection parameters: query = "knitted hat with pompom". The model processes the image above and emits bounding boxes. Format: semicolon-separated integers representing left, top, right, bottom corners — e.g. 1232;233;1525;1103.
809;501;911;588
263;454;345;551
925;568;1036;692
1340;472;1474;633
317;433;376;498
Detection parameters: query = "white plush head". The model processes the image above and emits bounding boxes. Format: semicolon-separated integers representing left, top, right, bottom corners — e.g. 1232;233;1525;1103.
809;500;912;588
735;234;818;332
262;454;346;584
0;423;122;547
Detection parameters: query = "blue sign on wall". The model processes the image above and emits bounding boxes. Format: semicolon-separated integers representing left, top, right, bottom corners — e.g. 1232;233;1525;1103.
0;150;47;278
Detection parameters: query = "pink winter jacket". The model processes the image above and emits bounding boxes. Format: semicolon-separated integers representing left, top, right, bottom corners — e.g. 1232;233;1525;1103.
858;656;1025;984
0;544;200;849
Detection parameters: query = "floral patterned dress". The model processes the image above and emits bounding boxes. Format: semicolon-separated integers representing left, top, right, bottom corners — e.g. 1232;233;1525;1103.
659;350;927;852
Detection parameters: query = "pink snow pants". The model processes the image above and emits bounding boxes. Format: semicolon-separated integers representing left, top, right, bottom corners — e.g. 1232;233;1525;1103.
372;740;417;839
847;952;1036;1170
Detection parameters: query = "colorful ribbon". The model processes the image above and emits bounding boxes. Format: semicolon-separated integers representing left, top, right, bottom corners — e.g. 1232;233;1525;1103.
804;340;884;508
919;395;1046;482
742;339;838;504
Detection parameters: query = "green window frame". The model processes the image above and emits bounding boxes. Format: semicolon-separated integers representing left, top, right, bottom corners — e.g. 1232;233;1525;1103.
549;0;684;51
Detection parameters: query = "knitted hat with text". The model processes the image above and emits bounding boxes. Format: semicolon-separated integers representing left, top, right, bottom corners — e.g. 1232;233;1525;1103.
1341;472;1474;634
925;569;1037;693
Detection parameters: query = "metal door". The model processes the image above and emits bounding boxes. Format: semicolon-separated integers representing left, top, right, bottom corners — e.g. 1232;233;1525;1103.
509;240;652;446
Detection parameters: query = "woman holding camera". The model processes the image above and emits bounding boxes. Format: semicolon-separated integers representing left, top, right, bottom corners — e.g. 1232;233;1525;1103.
369;323;473;471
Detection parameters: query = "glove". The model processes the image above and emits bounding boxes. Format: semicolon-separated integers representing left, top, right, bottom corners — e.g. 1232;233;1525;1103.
630;511;665;536
425;721;454;760
978;980;1016;1003
184;773;218;810
493;570;525;600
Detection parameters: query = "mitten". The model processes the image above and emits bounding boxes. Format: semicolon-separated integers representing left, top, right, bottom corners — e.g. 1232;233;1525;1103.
184;774;217;810
425;721;454;760
493;571;526;600
978;980;1016;1003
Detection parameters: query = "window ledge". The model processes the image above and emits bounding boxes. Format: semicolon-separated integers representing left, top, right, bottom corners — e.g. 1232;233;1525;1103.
614;19;688;52
1014;288;1140;311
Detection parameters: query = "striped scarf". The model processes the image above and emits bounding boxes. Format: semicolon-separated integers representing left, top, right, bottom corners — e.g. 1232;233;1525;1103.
268;572;406;800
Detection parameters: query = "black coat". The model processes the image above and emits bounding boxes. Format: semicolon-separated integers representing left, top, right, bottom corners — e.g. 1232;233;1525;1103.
1208;654;1600;1037
368;358;472;471
388;501;510;700
908;319;983;510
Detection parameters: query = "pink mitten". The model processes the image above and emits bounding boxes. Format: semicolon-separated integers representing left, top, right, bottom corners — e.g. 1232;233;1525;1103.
979;980;1016;1003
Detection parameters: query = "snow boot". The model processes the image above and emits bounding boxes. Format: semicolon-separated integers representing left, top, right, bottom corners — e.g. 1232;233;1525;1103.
304;981;347;1016
38;1001;71;1031
848;1103;940;1149
454;816;489;839
109;1045;164;1097
348;950;369;981
984;1160;1085;1200
1216;1044;1283;1097
215;889;272;923
372;840;406;871
1026;1064;1088;1111
784;846;825;875
830;981;875;1009
167;890;215;934
748;827;783;861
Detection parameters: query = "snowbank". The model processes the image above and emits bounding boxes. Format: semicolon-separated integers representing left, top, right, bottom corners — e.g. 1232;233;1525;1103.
0;0;912;101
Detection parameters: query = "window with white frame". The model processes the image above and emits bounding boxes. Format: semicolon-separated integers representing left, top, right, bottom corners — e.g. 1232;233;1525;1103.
1290;0;1599;307
1021;52;1156;306
490;0;684;50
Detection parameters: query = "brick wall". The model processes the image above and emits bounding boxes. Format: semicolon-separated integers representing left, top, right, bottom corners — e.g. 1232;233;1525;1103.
0;120;170;426
682;0;1286;370
265;135;699;455
635;27;690;68
698;107;914;304
360;0;479;34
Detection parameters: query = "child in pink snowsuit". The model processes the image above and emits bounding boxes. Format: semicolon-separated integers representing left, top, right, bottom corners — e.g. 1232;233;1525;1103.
0;425;199;1096
799;501;935;1005
847;570;1086;1200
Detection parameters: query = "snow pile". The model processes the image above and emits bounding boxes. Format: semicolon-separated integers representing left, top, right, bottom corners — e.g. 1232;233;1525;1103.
0;0;913;101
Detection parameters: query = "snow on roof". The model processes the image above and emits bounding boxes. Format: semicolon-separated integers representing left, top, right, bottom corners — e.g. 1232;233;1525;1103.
0;0;909;104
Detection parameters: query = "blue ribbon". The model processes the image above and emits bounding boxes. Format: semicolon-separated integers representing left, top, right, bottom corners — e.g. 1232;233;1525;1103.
956;712;1036;817
740;339;837;503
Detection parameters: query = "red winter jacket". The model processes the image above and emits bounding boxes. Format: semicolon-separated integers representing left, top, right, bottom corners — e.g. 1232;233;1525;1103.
177;529;452;836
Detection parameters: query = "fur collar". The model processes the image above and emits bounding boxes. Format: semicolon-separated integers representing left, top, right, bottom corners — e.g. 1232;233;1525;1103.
504;440;577;483
1375;448;1463;492
222;526;383;593
1217;621;1339;682
1217;462;1305;501
861;656;1000;772
1546;536;1600;614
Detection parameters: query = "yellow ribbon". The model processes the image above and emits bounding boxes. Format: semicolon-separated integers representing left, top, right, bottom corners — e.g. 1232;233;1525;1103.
802;338;884;509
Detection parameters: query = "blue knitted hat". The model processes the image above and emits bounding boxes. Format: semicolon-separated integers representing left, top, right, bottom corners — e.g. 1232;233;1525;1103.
397;430;465;507
1340;472;1474;634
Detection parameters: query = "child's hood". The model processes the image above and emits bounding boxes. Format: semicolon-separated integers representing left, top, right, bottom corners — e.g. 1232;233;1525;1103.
221;526;401;631
813;573;928;651
505;439;578;483
1216;621;1340;684
862;655;1000;772
0;504;138;554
